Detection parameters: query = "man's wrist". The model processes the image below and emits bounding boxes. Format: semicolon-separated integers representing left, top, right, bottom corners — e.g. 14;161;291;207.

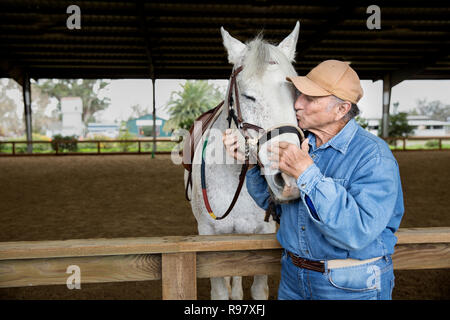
296;164;322;195
295;162;314;180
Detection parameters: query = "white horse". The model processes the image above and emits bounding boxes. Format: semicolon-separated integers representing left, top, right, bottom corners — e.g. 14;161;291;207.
185;22;301;300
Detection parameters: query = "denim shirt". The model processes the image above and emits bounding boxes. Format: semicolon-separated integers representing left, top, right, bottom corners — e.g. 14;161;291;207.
246;119;404;261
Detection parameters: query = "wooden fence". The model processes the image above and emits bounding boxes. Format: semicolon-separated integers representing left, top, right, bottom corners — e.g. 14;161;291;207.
0;137;181;156
1;136;450;156
384;136;450;151
0;227;449;299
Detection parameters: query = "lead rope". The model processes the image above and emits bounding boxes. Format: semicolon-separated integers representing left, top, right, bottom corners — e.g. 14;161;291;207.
201;137;249;220
199;66;249;220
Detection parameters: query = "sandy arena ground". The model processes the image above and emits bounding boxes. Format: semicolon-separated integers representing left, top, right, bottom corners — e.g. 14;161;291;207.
0;151;449;299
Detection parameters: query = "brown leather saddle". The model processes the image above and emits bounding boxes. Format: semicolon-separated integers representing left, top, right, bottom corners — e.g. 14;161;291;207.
181;100;224;200
181;100;223;173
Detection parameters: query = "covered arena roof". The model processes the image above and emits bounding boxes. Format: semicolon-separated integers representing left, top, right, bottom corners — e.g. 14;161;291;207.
0;0;449;84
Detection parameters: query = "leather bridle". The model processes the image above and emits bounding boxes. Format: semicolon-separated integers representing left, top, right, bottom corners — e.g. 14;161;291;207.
226;66;305;168
201;65;305;221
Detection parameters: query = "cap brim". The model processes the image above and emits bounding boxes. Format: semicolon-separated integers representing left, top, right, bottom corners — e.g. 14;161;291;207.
286;76;331;97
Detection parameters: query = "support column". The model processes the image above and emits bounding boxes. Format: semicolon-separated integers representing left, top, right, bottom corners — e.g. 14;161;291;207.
22;74;32;154
381;73;392;139
152;78;156;159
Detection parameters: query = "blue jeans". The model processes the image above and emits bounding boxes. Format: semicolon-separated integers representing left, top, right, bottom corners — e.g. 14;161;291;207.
278;250;395;300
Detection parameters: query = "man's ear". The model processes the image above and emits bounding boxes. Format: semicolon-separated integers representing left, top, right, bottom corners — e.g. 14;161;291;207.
221;27;246;65
337;101;352;120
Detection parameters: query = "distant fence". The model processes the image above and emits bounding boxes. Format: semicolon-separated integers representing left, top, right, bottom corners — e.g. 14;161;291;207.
0;137;182;156
1;136;449;156
0;227;449;299
383;136;450;151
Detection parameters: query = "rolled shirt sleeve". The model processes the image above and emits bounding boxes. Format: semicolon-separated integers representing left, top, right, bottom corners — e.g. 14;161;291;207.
297;156;401;251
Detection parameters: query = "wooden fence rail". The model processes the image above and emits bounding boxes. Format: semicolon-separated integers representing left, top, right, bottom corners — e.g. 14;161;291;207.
0;137;182;156
383;136;450;151
0;227;449;299
1;136;450;156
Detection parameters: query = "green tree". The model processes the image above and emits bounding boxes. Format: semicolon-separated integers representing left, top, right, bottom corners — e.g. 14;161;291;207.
35;79;110;125
0;79;23;137
413;99;450;121
378;112;414;144
163;81;224;132
355;116;368;129
128;104;150;121
30;83;60;135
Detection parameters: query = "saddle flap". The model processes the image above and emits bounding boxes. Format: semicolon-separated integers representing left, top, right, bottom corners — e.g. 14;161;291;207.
181;101;224;172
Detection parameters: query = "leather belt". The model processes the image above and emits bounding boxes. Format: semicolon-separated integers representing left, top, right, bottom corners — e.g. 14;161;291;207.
287;251;325;273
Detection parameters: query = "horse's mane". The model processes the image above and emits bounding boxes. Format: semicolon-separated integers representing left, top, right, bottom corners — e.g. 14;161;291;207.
241;33;297;81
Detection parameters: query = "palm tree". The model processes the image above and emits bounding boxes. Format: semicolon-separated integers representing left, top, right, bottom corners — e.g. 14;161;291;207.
163;81;224;132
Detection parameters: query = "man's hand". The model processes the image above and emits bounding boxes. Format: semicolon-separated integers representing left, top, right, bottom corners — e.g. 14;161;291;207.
222;129;244;161
267;139;313;179
222;129;256;168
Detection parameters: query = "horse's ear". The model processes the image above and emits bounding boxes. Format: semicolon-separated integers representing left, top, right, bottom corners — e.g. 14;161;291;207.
221;27;246;65
277;21;300;62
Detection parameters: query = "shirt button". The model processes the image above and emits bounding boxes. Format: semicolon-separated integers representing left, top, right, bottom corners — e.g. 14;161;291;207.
300;183;306;189
301;226;306;231
311;154;316;159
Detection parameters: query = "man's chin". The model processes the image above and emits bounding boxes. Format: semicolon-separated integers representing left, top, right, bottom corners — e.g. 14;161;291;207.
297;121;307;130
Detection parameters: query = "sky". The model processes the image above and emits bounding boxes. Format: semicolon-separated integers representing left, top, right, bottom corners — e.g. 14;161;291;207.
95;79;450;123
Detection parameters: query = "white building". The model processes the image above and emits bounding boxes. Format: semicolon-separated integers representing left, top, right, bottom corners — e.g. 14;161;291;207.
86;123;120;138
366;115;450;137
61;97;84;137
45;97;85;138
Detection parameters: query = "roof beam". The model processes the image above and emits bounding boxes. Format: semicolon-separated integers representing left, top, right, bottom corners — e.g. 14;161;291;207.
295;4;358;59
390;43;450;86
0;59;24;84
136;0;155;79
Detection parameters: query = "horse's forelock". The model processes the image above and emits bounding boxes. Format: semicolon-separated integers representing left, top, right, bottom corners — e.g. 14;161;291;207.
241;34;297;82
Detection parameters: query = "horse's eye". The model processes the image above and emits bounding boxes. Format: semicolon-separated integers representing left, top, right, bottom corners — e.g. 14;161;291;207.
243;94;256;102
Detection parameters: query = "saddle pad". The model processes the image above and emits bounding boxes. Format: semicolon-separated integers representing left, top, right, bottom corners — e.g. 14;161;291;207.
181;101;224;172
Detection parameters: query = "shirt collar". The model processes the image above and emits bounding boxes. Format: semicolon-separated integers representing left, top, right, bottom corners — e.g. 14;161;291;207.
306;119;358;154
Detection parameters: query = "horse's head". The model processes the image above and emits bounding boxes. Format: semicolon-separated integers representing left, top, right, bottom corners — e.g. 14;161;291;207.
221;22;303;203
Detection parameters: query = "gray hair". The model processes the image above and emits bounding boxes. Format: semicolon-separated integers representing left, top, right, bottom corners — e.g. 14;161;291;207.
329;95;360;121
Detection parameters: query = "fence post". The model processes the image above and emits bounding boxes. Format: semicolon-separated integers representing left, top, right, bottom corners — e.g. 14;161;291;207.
97;141;101;154
12;142;15;155
403;138;406;151
162;252;197;300
439;138;442;150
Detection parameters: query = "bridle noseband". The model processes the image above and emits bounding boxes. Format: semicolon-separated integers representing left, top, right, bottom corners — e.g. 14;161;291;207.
201;65;305;221
226;66;305;167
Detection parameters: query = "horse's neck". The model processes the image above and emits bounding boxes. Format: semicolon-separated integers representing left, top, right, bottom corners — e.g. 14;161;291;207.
206;105;242;175
211;104;229;132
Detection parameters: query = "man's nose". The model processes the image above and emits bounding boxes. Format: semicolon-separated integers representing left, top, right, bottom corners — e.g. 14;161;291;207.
294;96;303;110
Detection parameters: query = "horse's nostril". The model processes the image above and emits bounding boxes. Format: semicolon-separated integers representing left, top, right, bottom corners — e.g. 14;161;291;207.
274;172;285;188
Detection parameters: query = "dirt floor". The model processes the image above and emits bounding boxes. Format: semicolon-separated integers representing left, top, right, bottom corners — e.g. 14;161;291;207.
0;151;449;300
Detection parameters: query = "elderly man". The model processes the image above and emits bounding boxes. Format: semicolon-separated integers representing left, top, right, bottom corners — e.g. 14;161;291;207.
223;60;404;300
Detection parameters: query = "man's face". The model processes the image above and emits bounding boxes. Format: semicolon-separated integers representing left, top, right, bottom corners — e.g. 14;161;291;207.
293;90;338;130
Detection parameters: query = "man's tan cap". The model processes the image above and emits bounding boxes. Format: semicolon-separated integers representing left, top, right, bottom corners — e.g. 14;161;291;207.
287;60;364;104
